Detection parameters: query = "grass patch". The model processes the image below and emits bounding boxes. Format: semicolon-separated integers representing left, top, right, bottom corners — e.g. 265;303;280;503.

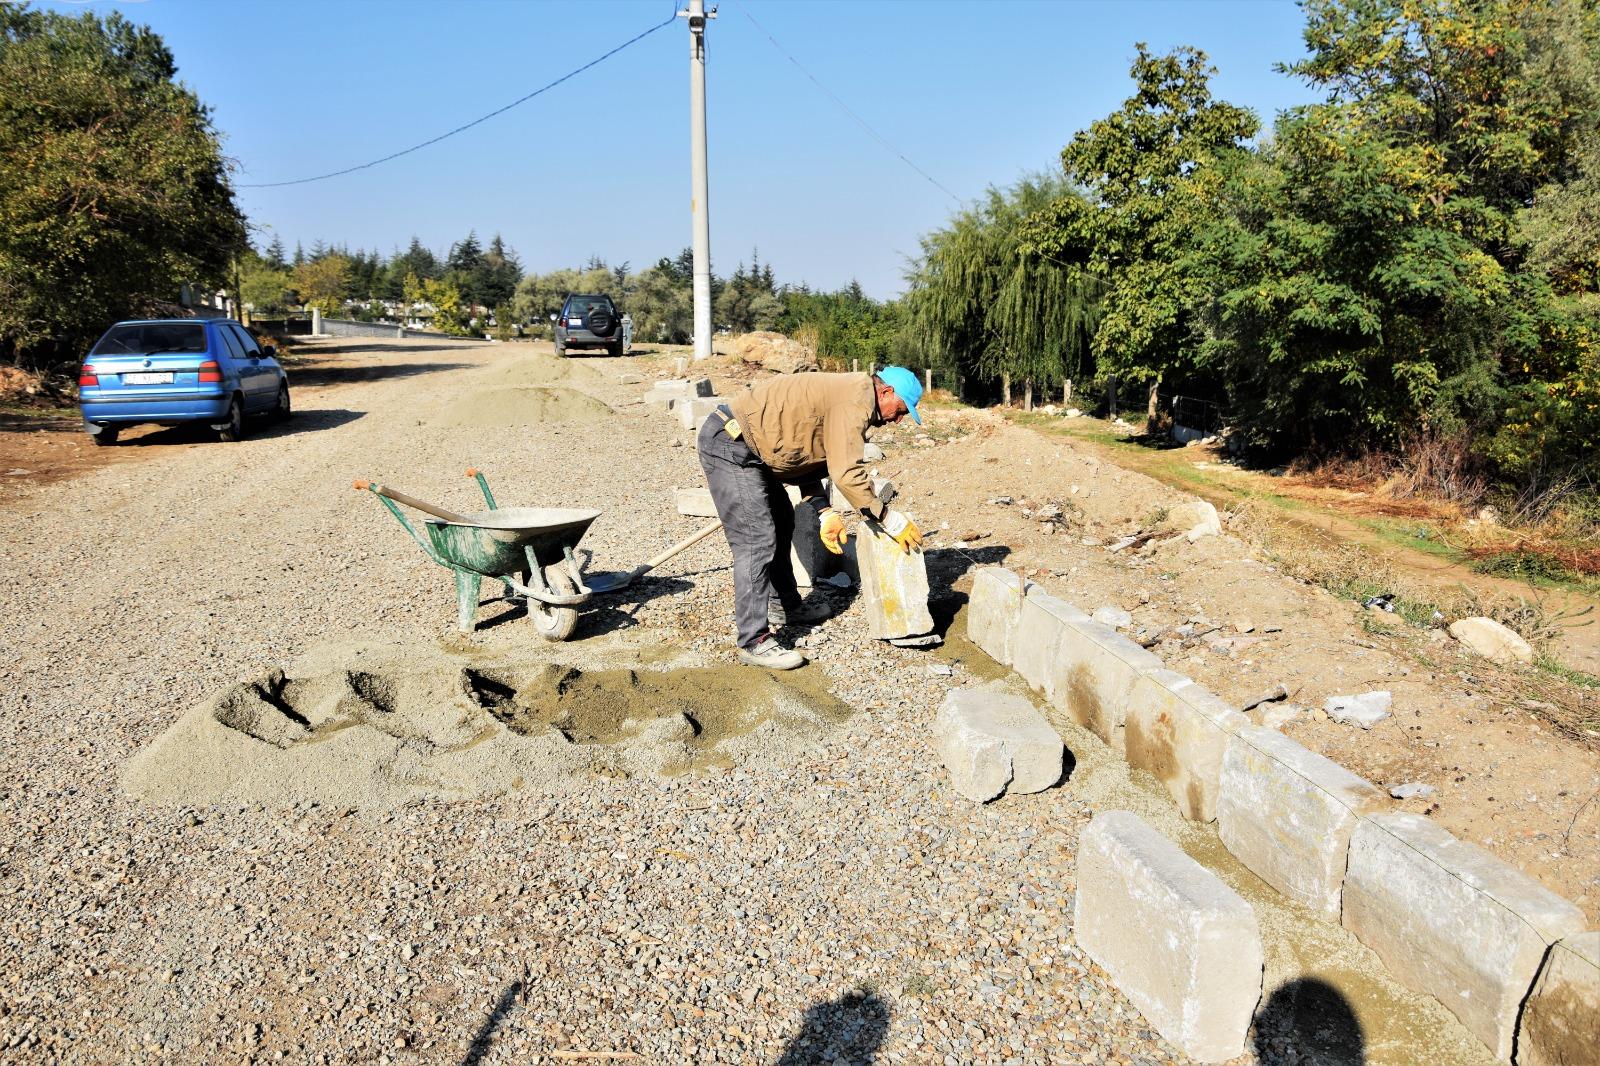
1536;655;1600;690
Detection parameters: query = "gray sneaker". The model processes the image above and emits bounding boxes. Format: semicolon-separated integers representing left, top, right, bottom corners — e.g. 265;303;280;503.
768;599;834;628
738;636;805;670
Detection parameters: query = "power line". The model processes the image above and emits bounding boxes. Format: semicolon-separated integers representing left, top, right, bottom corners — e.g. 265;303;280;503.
733;2;962;205
238;10;679;189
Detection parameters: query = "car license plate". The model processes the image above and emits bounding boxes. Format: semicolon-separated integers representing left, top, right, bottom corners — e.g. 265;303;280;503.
568;318;583;326
124;372;173;384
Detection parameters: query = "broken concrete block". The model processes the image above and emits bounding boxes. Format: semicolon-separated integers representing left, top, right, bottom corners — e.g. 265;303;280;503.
1091;606;1133;629
1216;726;1388;919
674;487;717;518
678;396;722;431
1447;616;1534;665
1124;669;1249;823
1518;932;1600;1066
1343;813;1587;1060
966;567;1026;666
1323;690;1393;729
933;686;1063;801
854;524;933;639
1161;499;1222;542
645;377;713;404
1049;615;1164;754
616;370;644;384
1010;590;1086;702
1075;811;1263;1062
862;442;886;462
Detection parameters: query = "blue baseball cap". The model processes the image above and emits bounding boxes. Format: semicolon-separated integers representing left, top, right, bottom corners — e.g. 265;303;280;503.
876;366;923;424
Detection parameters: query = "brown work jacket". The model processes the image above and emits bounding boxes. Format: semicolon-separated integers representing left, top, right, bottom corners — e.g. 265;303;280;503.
726;372;884;517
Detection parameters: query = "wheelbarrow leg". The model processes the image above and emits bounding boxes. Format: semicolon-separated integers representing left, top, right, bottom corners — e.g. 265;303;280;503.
453;569;482;632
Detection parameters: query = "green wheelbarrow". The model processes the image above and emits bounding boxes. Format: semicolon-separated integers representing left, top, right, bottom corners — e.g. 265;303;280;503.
355;469;600;640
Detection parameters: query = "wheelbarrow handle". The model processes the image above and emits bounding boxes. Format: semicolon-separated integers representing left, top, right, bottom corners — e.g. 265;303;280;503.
353;480;470;524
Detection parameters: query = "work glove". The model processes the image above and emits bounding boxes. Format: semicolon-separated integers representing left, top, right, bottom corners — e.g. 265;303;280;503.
819;508;850;555
880;509;924;554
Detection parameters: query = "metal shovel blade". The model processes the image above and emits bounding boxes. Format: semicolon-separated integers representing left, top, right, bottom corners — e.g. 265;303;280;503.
585;568;644;594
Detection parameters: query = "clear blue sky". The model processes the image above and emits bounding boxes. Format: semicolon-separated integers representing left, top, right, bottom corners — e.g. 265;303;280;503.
46;0;1322;298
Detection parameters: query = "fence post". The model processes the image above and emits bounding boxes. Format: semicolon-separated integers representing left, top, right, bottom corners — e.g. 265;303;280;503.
924;367;932;393
1064;379;1072;403
852;358;859;373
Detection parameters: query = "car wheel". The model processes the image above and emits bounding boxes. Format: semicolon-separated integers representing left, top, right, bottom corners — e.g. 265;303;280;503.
529;563;580;641
91;426;119;446
217;397;246;442
607;342;623;357
274;382;292;421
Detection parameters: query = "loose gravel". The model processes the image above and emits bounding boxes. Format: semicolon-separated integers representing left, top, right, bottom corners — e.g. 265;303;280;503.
0;340;1493;1063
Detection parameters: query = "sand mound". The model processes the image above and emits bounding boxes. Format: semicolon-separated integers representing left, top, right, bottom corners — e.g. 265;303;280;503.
431;386;612;427
484;355;605;388
726;331;818;374
122;639;850;809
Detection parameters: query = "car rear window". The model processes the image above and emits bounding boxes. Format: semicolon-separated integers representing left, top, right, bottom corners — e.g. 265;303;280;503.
566;297;613;314
92;323;208;355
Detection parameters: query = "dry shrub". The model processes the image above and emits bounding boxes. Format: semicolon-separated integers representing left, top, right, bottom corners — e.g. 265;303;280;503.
1289;429;1487;511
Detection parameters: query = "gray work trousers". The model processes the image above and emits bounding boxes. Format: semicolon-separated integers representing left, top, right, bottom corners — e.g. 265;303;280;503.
697;412;802;649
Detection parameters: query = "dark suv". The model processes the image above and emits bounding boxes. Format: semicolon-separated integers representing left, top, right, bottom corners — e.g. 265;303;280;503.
554;293;623;356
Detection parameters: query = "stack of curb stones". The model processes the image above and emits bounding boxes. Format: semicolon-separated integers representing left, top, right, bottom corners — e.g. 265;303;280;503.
963;564;1598;1065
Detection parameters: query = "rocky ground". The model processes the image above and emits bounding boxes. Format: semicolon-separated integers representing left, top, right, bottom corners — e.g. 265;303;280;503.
0;337;1563;1063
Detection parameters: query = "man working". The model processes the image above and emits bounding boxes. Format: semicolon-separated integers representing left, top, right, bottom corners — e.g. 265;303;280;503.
697;367;926;669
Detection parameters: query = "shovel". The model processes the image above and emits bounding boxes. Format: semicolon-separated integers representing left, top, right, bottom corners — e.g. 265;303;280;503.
587;518;723;594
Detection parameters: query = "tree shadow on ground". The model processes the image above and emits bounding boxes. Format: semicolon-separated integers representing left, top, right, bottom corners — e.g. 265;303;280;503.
775;989;890;1066
460;979;523;1065
110;407;363;446
282;360;477;387
1252;977;1366;1066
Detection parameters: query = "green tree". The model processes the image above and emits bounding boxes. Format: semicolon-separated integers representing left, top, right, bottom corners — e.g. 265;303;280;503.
1025;44;1257;400
238;249;294;313
906;173;1100;400
293;253;351;316
263;234;288;272
0;6;246;369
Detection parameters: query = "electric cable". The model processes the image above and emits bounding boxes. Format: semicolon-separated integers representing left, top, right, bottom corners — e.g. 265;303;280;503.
732;2;962;204
239;10;679;188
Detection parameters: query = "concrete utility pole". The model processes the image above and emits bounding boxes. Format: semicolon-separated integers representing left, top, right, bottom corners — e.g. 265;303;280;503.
682;0;715;361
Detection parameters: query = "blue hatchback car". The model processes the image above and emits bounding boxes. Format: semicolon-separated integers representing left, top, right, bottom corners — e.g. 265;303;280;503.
79;319;291;445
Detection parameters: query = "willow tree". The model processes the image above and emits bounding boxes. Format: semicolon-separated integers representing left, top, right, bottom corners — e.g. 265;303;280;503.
905;174;1100;406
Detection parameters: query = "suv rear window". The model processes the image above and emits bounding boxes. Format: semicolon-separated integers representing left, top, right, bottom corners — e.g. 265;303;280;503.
92;323;207;355
565;297;613;314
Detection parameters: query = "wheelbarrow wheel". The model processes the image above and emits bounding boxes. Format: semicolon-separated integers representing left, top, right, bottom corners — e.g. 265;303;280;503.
529;563;579;641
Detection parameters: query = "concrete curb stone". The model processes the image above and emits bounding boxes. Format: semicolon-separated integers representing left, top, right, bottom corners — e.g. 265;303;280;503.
933;686;1063;802
1075;811;1264;1062
1124;669;1250;823
1342;813;1588;1061
1050;614;1164;754
1216;726;1389;919
1517;931;1599;1066
966;567;1028;666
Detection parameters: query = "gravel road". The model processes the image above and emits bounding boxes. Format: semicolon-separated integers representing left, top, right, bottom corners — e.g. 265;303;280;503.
0;339;1494;1064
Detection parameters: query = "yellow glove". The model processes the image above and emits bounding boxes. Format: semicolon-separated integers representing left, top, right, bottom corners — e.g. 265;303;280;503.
881;509;924;554
819;508;849;555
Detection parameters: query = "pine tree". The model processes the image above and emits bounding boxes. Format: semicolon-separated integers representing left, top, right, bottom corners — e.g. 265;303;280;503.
264;235;287;272
292;241;304;268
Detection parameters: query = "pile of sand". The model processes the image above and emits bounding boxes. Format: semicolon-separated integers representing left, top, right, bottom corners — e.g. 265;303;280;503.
484;355;605;388
121;638;851;809
725;331;818;374
431;386;612;428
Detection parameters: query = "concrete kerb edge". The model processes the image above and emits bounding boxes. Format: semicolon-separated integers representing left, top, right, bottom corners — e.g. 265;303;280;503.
963;566;1594;1060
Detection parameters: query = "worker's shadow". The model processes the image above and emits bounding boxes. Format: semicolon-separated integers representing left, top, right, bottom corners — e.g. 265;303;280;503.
473;575;695;636
1251;977;1366;1066
774;988;890;1065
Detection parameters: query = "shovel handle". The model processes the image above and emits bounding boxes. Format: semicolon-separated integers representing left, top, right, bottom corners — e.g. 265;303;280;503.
637;519;723;575
353;480;470;524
